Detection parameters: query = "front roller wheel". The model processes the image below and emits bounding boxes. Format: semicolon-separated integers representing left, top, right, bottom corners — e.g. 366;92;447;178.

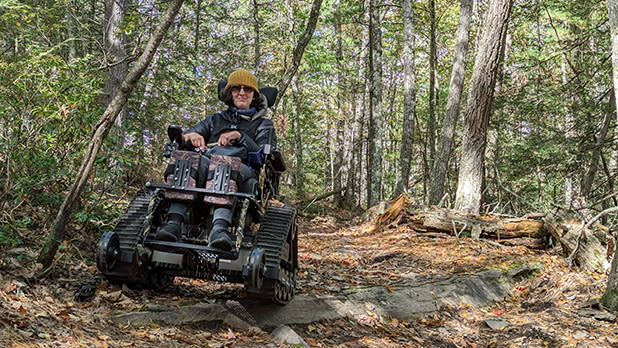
97;232;120;274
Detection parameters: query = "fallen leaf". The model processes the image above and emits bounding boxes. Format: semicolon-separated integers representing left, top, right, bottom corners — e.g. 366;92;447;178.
5;283;17;293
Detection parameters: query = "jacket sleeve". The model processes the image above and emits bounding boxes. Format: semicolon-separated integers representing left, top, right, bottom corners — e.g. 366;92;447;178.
185;114;214;140
239;118;276;153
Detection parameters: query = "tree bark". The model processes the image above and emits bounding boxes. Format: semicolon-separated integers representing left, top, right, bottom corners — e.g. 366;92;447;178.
344;0;370;208
274;0;323;110
333;0;345;207
372;195;547;250
602;0;618;311
253;0;261;74
393;0;417;198
367;0;384;207
455;0;513;214
427;0;437;177
428;0;473;205
582;91;615;200
38;0;186;268
104;0;128;130
291;75;305;199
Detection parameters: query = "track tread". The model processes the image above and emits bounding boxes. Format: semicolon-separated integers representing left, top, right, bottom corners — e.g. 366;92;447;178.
253;203;297;304
112;188;155;252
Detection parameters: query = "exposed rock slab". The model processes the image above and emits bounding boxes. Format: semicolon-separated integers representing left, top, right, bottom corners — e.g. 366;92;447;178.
243;265;537;329
111;264;540;331
112;302;252;330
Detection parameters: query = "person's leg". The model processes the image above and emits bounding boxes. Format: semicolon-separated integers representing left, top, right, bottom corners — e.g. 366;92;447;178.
156;155;210;242
155;202;187;241
208;207;234;249
208;163;256;250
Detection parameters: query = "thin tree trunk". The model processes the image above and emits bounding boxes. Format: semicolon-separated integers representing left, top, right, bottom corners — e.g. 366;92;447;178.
393;0;417;198
104;0;128;129
284;0;305;200
291;75;305;199
562;57;578;208
333;0;345;206
67;1;77;60
253;0;261;74
602;0;618;311
193;0;201;75
427;0;437;176
38;0;186;268
454;0;513;214
274;0;323;110
582;91;615;199
429;0;473;205
367;0;384;207
344;0;371;208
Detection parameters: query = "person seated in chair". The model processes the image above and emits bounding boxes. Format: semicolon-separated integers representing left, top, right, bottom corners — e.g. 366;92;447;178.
156;68;277;251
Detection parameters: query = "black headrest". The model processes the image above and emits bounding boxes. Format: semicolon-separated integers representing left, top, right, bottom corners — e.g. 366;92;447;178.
217;79;278;108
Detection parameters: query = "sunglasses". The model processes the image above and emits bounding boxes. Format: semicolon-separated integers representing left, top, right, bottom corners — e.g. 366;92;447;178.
231;85;255;93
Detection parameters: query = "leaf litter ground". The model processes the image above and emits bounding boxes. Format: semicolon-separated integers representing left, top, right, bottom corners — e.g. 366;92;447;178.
0;210;617;347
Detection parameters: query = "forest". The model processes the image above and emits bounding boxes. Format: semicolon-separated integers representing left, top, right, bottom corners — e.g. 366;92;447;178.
1;0;618;346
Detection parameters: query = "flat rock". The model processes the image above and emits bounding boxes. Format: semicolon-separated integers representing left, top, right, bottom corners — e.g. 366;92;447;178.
112;302;251;330
578;309;616;322
244;264;537;329
111;264;541;331
271;325;310;347
485;319;510;330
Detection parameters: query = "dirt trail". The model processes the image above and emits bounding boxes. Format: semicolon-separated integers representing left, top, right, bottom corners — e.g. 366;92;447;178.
0;214;617;347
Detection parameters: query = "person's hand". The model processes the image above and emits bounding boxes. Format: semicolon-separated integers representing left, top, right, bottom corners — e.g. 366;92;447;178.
217;131;241;146
183;132;206;150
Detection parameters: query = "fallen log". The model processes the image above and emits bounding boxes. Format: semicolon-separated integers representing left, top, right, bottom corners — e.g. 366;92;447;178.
372;194;547;249
544;215;612;272
370;195;614;272
412;211;545;246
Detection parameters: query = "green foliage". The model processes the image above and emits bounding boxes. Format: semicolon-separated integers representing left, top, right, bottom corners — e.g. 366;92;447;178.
0;217;28;248
0;0;616;250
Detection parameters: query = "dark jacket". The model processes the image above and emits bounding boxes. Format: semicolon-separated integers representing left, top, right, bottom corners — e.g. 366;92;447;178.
186;98;276;155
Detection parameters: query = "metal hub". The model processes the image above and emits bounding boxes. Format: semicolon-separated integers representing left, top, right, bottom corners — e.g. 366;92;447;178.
97;231;120;274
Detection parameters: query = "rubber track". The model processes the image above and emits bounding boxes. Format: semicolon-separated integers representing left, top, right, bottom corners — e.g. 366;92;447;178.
254;204;296;275
113;188;155;253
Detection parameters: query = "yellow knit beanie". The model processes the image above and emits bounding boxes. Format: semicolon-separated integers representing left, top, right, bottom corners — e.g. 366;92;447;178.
224;69;259;95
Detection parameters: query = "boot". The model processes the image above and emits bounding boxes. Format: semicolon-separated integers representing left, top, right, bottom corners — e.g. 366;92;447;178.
156;214;182;242
208;220;233;251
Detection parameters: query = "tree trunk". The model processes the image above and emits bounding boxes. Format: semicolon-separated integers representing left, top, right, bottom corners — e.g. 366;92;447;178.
393;0;417;199
427;0;437;177
333;0;345;207
428;0;473;205
193;0;202;76
284;0;305;200
253;0;261;74
104;0;128;130
455;0;513;214
66;1;77;60
367;0;384;207
344;0;371;208
602;0;618;311
582;91;614;199
38;0;186;268
291;75;305;199
561;57;578;209
274;0;323;110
